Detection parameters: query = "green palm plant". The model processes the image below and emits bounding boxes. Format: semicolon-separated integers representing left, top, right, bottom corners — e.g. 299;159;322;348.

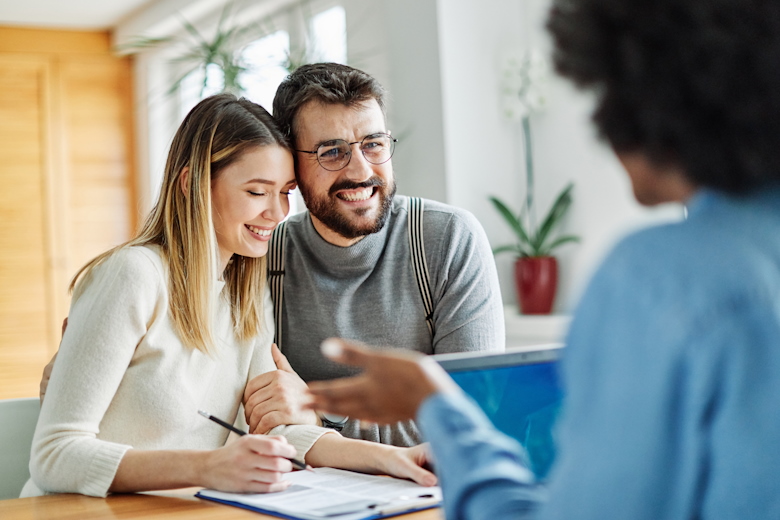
119;1;353;100
489;183;580;258
119;4;252;97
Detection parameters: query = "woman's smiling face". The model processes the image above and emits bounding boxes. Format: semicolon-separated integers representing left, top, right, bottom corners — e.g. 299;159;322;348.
210;145;296;271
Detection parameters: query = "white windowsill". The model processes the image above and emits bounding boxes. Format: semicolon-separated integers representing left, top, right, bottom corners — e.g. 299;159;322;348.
504;305;572;349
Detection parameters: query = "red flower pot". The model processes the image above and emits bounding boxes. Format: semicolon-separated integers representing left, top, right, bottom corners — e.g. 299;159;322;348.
515;256;558;314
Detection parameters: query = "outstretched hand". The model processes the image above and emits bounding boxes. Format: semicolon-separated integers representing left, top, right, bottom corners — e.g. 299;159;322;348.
306;339;460;425
244;344;320;434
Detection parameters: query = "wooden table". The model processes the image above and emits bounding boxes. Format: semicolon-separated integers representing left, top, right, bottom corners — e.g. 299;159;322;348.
0;488;444;519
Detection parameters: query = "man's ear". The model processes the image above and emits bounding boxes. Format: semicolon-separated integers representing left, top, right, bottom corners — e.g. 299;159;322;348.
179;167;190;196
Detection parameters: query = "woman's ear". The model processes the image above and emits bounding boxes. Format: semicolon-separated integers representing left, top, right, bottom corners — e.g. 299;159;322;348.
179;167;190;196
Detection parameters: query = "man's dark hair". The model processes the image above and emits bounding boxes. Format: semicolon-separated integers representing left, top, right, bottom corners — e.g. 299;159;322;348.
547;0;780;193
273;63;386;144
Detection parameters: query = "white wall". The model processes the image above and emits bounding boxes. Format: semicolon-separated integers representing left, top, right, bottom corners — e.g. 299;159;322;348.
367;0;684;312
342;0;449;203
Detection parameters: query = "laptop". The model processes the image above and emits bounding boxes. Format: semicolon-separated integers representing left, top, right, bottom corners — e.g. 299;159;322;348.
433;344;564;481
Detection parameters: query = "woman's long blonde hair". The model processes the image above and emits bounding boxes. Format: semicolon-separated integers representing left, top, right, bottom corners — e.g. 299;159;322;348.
70;94;290;352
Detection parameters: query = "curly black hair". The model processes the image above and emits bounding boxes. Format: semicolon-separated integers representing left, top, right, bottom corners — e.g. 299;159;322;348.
547;0;780;193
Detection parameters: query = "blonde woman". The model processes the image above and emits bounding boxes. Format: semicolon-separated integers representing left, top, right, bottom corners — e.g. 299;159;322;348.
22;94;435;498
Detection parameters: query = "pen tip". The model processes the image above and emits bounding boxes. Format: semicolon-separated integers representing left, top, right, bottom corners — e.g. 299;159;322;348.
198;410;209;418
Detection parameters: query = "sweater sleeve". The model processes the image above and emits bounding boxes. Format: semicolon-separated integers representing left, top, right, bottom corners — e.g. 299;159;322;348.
247;288;332;460
29;247;163;497
427;208;505;354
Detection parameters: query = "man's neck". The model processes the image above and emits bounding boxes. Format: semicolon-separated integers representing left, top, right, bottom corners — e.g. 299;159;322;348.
309;214;366;248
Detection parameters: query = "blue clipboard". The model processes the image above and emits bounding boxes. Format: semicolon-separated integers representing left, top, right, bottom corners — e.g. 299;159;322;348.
196;491;441;520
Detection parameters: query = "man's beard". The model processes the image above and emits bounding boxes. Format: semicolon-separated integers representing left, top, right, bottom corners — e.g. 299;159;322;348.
300;176;397;240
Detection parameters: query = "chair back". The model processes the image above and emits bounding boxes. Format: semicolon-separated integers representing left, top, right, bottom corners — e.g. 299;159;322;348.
0;398;40;499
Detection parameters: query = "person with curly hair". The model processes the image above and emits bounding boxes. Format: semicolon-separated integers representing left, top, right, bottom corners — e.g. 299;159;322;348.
306;0;780;518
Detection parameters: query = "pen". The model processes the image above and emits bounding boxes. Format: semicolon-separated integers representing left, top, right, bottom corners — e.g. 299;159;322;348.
198;410;312;471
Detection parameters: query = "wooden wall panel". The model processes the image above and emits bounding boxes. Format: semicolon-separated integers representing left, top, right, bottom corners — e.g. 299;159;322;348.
61;56;136;272
0;58;52;398
0;28;137;399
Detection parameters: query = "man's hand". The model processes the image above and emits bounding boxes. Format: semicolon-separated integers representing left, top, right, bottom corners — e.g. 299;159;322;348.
306;339;460;425
243;344;320;434
40;317;67;405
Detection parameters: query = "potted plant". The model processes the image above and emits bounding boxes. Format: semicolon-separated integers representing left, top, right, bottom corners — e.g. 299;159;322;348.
490;185;579;314
493;49;579;314
118;2;324;98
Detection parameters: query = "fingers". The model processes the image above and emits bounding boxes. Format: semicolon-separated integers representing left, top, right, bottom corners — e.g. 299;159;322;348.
308;377;384;422
386;446;438;487
308;375;368;400
244;435;298;462
272;343;295;374
245;371;314;431
204;435;299;493
255;411;285;435
320;338;373;368
244;372;275;402
406;463;438;487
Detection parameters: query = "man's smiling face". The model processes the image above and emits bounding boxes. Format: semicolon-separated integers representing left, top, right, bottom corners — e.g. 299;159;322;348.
293;98;396;244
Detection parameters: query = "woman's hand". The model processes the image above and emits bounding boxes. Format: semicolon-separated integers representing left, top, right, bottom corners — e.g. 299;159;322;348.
378;443;438;487
199;435;298;493
110;435;299;494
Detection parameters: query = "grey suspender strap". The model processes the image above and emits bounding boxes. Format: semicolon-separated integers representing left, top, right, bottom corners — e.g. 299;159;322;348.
408;197;435;337
268;221;287;350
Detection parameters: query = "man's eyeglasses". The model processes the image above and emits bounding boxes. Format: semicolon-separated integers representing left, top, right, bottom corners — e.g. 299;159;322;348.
295;133;398;172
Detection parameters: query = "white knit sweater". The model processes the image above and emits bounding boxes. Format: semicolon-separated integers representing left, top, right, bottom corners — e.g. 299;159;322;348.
21;245;328;498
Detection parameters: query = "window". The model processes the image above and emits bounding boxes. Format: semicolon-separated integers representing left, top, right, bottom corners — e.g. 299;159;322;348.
241;30;291;113
167;4;348;216
178;63;225;121
311;6;347;64
177;6;347;117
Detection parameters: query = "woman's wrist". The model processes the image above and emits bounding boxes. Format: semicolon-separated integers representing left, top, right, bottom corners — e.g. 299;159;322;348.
366;443;398;475
306;434;388;473
110;449;206;493
190;449;209;488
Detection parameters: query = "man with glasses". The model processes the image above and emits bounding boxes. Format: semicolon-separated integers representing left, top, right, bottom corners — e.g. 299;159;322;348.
241;63;504;447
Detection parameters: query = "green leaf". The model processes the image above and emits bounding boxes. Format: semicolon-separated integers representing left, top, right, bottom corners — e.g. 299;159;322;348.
115;36;172;54
492;244;526;257
534;183;574;250
537;235;580;256
489;196;532;248
178;15;207;46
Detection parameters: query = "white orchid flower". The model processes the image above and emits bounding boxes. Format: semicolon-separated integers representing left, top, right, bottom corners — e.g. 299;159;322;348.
499;48;551;121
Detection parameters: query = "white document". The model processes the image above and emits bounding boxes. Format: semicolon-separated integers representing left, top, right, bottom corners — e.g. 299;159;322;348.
197;467;442;520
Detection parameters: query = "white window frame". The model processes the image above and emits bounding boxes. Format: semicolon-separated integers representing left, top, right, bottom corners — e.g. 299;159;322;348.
128;0;347;212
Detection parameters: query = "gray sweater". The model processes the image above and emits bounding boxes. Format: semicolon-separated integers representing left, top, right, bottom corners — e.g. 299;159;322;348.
278;195;505;446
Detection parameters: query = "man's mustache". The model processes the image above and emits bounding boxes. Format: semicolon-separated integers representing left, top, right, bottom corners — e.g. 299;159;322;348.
328;177;385;196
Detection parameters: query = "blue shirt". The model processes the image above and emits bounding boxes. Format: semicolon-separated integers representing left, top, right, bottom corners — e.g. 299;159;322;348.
418;187;780;519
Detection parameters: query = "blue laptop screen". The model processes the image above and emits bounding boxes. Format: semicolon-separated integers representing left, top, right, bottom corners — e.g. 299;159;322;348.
447;359;563;480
